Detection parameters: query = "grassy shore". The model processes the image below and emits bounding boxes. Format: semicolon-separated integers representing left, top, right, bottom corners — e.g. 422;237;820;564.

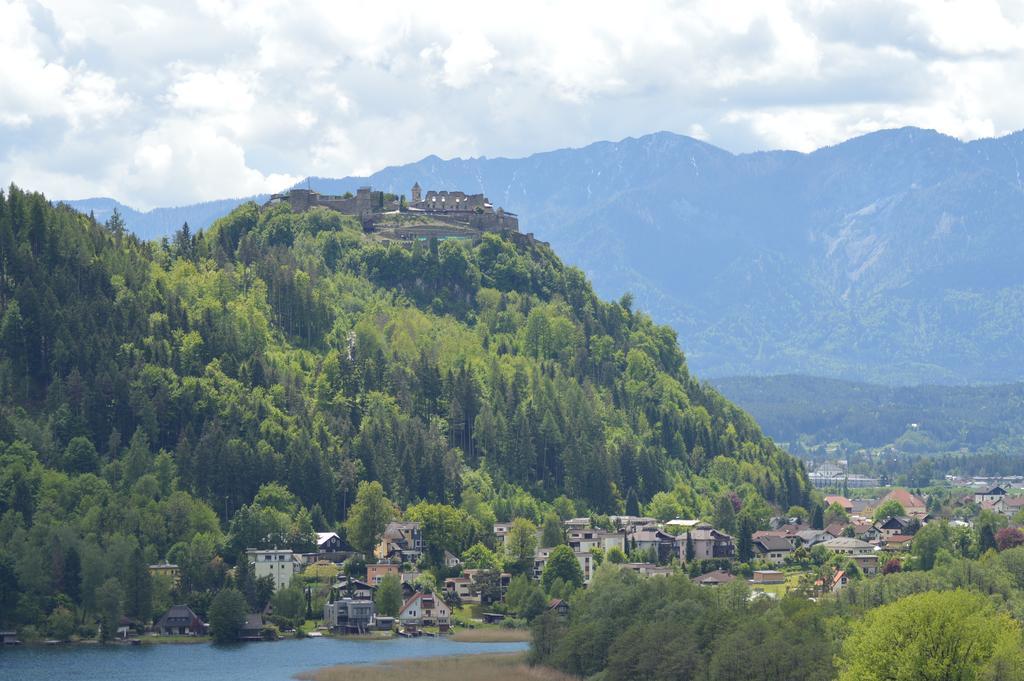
296;652;574;681
450;628;532;642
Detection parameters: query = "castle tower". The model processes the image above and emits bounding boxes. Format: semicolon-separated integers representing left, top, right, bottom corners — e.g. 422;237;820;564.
411;182;422;204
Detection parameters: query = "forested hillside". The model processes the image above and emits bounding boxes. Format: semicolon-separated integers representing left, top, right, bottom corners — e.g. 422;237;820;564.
714;375;1024;454
76;127;1024;384
0;185;808;632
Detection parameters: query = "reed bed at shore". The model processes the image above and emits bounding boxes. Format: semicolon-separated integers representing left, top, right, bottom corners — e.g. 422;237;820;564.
295;652;575;681
449;628;533;642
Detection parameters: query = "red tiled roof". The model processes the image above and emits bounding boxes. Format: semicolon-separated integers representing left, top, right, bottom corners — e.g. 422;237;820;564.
881;489;926;510
886;535;914;543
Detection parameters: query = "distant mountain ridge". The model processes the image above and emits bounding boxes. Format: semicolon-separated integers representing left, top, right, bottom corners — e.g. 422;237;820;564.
60;195;269;241
61;127;1024;383
712;374;1024;453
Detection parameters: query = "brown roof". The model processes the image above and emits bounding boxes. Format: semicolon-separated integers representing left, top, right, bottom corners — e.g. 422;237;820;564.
881;489;926;510
753;530;789;540
825;495;853;508
886;535;914;543
824;522;847;537
692;570;735;585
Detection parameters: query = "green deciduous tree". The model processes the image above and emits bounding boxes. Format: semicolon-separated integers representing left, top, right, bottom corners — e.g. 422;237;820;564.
346;481;395;555
94;577;124;642
209;588;247;644
872;500;905;523
542;545;584;593
541;514;564;548
838;590;1024;681
505;518;538;574
713;494;736;534
374;573;403;617
461;542;500;570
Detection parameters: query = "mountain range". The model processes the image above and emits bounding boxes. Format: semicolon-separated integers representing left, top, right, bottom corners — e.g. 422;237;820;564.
63;127;1024;384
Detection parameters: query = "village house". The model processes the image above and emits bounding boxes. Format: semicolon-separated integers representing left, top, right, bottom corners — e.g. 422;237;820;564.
824;495;854;514
399;592;451;632
460;569;512;603
568;528;626;554
882;535;914;551
692;569;735;587
148;561;181;587
823;522;847;538
628;528;678;563
563;517;592;531
444;550;461;569
154;604;206;636
794;529;832;547
548;598;570;616
367;562;400;585
853;522;882;542
623;562;674;577
878;488;927;516
685;523;735;560
323;597;375;633
444;575;475;602
975;486;1007;504
608;515;659;533
815;569;848;595
751;570;786;585
752;536;794;565
493;522;513;544
875;516;918;537
246;548;300;591
664;519;702;533
239;613;264;641
822;537;879;575
334;576;376;600
376;521;424;563
316;532;343;553
534;547;595;583
995;497;1024;518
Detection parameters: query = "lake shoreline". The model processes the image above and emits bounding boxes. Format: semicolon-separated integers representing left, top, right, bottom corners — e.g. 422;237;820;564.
0;634;531;681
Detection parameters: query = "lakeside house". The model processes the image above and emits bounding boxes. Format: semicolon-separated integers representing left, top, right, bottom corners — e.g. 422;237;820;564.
399;592;451;633
239;614;265;641
155;605;206;636
324;597;375;633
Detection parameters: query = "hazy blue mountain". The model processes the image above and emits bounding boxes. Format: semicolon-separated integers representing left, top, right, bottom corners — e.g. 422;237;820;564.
65;127;1024;383
59;195;268;241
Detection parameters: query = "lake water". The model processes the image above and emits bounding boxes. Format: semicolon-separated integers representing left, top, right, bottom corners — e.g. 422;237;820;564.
0;637;529;681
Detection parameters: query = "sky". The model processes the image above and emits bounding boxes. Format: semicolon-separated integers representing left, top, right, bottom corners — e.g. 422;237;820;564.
2;0;1024;209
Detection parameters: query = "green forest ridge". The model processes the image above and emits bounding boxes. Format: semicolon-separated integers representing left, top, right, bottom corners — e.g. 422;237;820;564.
0;185;808;634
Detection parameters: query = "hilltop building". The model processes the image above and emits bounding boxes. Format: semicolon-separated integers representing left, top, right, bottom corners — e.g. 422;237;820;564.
264;182;519;240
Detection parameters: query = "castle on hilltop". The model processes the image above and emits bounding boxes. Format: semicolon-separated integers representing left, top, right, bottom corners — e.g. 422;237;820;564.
265;182;519;236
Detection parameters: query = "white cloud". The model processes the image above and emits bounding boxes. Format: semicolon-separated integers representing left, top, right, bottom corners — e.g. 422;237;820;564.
2;0;1024;208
